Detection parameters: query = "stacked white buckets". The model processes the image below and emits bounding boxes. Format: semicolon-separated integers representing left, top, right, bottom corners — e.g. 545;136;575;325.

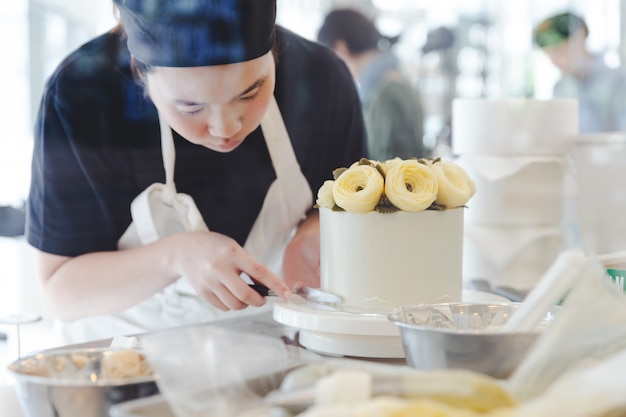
569;133;626;257
452;98;579;292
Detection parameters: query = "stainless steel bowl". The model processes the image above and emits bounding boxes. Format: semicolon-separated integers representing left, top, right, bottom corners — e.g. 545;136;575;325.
7;347;158;417
388;302;558;379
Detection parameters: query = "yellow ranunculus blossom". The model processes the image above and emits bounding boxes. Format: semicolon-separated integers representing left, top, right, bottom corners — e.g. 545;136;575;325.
384;160;438;212
430;160;477;208
379;157;403;176
316;180;336;209
333;165;384;213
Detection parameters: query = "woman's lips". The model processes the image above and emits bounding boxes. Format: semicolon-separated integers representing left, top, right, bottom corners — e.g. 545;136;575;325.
197;136;242;152
216;138;242;152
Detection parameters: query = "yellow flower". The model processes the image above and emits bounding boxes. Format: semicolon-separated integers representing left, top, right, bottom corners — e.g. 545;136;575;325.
380;157;403;176
316;180;336;209
384;160;438;212
333;165;384;213
431;160;477;208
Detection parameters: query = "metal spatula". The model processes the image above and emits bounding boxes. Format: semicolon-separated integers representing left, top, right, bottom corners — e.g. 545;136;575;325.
249;284;342;305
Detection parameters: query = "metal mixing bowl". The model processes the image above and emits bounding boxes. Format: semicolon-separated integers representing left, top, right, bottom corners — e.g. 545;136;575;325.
7;347;158;417
388;302;558;379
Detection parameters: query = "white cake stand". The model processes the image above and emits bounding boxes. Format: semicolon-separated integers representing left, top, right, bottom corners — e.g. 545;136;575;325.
273;290;510;359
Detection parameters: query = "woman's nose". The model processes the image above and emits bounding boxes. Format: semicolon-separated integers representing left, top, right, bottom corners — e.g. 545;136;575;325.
207;108;242;139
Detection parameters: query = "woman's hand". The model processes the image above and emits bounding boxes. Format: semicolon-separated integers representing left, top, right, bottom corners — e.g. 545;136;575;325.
165;231;291;310
282;210;321;289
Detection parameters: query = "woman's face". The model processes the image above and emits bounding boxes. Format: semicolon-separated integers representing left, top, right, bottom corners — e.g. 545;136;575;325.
146;52;275;152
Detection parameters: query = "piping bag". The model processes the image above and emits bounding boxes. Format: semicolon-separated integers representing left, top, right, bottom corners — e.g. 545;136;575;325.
506;255;626;402
502;249;587;333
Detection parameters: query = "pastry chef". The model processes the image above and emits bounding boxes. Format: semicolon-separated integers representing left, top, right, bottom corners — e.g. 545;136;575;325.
26;0;367;344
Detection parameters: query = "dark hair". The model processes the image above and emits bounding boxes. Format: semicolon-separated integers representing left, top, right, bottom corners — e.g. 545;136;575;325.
534;12;589;48
130;58;151;87
317;8;397;54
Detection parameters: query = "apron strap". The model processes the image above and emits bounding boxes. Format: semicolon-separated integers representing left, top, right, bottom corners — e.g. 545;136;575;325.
158;111;177;200
261;97;300;177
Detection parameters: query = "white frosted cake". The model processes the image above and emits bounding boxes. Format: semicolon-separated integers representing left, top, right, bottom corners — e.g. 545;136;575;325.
315;157;476;310
320;208;464;308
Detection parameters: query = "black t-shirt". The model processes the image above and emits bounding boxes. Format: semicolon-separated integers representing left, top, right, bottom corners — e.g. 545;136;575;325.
27;26;367;256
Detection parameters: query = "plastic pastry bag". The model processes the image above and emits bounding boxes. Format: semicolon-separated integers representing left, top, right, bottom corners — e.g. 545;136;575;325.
508;347;626;417
139;325;315;417
506;258;626;401
269;359;515;415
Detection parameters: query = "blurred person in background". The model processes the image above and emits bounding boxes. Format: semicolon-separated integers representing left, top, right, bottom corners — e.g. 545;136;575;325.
318;8;428;161
534;11;626;133
421;26;457;158
27;0;367;343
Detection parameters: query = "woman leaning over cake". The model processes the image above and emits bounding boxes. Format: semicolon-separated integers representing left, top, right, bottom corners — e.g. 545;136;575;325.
26;0;367;344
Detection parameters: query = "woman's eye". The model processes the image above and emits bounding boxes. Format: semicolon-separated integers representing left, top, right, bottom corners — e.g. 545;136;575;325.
239;90;260;102
177;106;204;115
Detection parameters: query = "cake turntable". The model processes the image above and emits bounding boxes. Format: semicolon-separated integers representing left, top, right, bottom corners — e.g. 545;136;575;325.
273;289;510;359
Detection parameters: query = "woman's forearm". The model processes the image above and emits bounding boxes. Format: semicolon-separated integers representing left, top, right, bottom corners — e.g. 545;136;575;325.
38;236;180;321
37;230;290;321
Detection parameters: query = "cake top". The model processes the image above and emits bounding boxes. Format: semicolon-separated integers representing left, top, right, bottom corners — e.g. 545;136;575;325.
316;157;476;213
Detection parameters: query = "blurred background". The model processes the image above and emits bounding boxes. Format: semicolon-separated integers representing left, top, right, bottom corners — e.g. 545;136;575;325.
2;0;623;208
0;0;624;351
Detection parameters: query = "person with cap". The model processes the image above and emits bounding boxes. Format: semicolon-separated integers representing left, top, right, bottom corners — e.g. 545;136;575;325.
317;8;427;161
27;0;367;344
534;11;626;133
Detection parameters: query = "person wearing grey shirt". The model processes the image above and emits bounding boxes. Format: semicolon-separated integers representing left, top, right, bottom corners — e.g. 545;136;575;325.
318;8;427;160
534;12;626;133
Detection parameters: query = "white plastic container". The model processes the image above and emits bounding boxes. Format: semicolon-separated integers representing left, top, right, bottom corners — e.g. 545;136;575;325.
457;155;566;226
462;224;564;291
452;98;578;155
569;133;626;256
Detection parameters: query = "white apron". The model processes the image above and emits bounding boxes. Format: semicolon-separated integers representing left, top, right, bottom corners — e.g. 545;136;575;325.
58;97;313;344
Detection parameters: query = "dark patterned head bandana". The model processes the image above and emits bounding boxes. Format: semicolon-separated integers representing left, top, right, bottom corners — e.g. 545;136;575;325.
114;0;276;67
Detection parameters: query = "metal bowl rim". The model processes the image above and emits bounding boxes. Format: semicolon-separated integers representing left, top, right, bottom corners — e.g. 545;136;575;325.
388;319;540;336
7;346;157;386
387;301;554;336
